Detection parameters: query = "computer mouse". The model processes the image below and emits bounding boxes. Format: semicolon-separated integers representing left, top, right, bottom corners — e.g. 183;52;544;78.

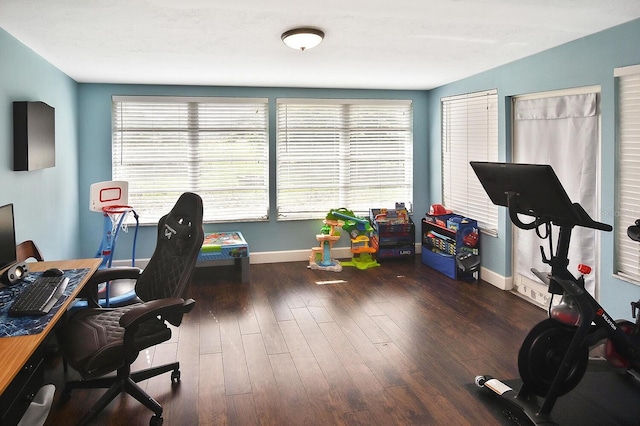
43;267;64;277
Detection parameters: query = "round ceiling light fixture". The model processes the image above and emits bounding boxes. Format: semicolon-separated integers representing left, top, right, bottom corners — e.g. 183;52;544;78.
281;28;324;51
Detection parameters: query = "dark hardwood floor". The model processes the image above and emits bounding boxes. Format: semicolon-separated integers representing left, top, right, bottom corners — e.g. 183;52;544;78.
43;256;546;425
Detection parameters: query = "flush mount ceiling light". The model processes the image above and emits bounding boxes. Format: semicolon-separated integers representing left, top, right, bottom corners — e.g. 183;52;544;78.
281;28;324;51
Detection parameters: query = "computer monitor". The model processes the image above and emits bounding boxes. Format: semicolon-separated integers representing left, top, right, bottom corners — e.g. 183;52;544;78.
0;203;17;273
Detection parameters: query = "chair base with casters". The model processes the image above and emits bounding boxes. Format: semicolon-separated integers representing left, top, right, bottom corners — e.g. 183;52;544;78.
63;362;181;426
56;192;204;425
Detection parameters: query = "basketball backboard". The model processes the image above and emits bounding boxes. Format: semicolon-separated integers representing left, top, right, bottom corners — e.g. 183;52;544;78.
89;181;129;212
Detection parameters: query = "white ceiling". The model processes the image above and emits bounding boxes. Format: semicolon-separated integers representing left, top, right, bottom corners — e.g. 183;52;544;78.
2;0;640;90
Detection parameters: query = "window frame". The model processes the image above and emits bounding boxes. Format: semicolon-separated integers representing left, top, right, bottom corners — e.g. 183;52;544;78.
614;65;640;286
441;89;499;234
111;95;269;225
276;98;414;221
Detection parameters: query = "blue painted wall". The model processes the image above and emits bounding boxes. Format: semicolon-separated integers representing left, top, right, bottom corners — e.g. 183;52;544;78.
3;17;640;319
77;84;429;260
0;29;80;260
428;18;640;319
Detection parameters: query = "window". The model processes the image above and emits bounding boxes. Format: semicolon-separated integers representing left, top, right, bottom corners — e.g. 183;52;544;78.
276;99;413;220
441;90;499;234
614;65;640;284
112;96;268;224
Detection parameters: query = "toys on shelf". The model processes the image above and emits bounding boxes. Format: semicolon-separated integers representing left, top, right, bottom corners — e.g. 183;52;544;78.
370;203;416;259
422;208;480;280
372;203;411;225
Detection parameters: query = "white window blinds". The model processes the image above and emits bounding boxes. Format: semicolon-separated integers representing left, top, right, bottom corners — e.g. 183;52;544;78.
112;96;269;224
276;99;413;220
614;65;640;284
441;90;499;234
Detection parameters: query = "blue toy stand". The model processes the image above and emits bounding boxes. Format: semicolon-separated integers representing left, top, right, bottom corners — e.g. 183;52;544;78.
97;207;139;307
74;207;139;309
96;208;139;269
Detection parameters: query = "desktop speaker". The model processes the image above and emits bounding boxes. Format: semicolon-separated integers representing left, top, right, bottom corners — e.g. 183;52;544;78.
1;262;29;285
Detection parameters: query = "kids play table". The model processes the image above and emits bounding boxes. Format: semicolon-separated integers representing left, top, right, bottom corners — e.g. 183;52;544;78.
196;232;250;283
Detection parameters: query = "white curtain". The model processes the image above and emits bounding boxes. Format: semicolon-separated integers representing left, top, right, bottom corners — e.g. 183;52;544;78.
513;93;598;295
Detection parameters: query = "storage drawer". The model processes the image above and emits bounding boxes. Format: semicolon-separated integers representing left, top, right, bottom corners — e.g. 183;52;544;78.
421;249;456;279
0;349;45;426
377;245;415;259
378;234;415;246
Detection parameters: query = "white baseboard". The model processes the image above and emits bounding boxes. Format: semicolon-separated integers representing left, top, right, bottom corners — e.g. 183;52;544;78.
480;267;513;291
111;247;354;268
250;242;423;264
250;247;353;264
113;243;422;267
112;244;519;293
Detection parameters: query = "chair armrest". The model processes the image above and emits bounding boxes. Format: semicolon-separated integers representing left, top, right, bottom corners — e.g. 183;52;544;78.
78;267;143;307
88;267;143;284
119;298;190;328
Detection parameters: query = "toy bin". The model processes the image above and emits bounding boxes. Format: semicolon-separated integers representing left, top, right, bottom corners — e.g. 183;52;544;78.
421;250;456;279
370;208;415;259
421;215;480;280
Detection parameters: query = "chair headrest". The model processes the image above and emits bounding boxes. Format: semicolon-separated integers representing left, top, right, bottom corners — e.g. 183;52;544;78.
170;192;203;224
163;215;193;241
159;192;203;254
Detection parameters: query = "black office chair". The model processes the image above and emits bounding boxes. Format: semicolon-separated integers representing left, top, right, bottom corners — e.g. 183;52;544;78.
56;192;204;426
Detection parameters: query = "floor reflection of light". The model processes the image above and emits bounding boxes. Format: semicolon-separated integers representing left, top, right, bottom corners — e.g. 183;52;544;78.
315;279;347;285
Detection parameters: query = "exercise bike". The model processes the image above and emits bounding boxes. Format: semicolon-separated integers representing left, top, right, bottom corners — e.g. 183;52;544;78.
469;161;640;425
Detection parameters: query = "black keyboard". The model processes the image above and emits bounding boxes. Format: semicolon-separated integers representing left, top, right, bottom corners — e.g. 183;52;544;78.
9;275;69;316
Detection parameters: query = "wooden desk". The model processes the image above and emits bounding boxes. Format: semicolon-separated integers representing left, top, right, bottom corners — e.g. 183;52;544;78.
0;258;101;395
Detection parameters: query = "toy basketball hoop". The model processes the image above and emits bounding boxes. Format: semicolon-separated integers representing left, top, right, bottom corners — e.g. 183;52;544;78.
90;181;129;211
97;203;138;272
90;181;140;271
83;181;140;308
103;204;134;234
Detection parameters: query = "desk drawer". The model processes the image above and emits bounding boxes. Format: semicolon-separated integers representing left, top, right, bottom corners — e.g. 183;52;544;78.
0;349;45;426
